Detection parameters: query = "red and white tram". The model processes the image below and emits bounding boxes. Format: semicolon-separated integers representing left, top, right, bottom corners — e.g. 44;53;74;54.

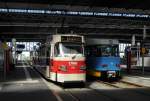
32;34;86;83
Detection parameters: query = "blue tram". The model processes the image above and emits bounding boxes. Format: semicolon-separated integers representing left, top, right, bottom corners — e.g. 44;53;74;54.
85;39;121;78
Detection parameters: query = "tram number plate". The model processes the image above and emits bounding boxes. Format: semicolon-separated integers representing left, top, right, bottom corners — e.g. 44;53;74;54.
107;71;116;77
70;62;77;65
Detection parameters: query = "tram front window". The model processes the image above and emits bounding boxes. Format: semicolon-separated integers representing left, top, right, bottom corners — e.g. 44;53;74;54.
55;43;84;57
101;45;119;57
86;45;119;57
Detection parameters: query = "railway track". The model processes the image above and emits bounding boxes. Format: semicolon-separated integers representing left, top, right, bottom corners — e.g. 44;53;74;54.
63;81;121;101
47;80;148;101
94;80;150;97
35;64;150;101
96;80;144;88
43;75;150;101
64;89;81;101
65;87;119;101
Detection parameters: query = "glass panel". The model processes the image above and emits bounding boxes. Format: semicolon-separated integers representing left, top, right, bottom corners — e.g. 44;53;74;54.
86;45;119;57
55;43;84;57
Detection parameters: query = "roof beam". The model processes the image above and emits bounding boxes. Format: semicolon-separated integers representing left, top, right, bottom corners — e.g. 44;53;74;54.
0;22;149;30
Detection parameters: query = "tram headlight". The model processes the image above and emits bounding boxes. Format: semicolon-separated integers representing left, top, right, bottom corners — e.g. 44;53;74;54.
59;65;67;72
80;66;86;70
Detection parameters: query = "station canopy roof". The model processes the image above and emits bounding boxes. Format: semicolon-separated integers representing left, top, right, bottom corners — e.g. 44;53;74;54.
0;0;150;43
1;0;150;9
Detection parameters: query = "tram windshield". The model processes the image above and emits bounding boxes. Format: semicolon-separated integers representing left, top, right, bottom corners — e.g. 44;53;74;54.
55;43;84;57
86;45;119;57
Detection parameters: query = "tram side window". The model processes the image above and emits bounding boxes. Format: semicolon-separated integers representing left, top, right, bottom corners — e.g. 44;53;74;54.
46;46;51;65
54;43;60;57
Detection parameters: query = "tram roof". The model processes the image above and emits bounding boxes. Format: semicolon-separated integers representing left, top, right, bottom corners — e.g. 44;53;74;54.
85;38;119;45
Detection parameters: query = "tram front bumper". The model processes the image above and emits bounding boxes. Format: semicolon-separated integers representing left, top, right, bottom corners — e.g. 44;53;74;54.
57;73;86;83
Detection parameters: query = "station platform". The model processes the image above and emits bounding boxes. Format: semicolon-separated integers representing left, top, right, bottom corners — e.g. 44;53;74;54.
121;69;150;87
0;62;58;101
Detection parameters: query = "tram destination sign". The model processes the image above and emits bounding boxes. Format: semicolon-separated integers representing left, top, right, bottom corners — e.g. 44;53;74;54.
61;36;82;43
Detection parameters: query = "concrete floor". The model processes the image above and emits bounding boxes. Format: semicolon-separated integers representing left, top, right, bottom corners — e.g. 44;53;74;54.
0;64;58;101
0;62;150;101
122;69;150;87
